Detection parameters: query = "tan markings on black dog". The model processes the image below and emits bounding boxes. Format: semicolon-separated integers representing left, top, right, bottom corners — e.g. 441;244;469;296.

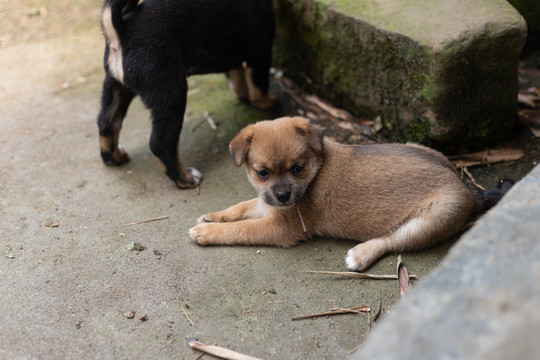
244;67;275;110
190;116;513;271
101;6;124;83
154;150;202;189
155;157;167;173
227;67;249;99
99;87;129;164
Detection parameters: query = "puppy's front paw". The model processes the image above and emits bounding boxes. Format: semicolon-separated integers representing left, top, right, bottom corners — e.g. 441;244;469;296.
196;213;226;224
189;224;209;245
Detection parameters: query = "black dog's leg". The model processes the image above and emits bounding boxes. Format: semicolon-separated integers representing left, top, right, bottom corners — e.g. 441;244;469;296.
145;79;202;189
97;74;136;166
226;66;249;103
245;50;275;110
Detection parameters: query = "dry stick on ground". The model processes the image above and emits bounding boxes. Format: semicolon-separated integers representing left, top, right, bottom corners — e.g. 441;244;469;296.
462;166;486;191
304;94;354;121
181;305;195;326
276;78;350;123
122;215;169;227
449;148;525;168
347;296;382;356
291;306;371;321
187;340;263;360
330;306;370;314
190;116;208;133
276;77;383;144
194;352;206;360
305;270;418;280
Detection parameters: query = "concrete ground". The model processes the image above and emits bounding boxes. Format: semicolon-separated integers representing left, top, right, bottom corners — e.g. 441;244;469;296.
1;1;538;359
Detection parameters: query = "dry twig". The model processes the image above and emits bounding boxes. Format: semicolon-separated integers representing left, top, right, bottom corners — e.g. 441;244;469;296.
291;306;370;321
188;340;263;360
449;149;524;168
181;305;195;326
305;270;418;280
122;215;168;227
462;167;486;190
346;343;365;356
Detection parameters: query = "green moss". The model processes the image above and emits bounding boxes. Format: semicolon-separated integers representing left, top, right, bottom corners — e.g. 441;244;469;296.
274;0;524;149
403;118;430;143
421;74;443;103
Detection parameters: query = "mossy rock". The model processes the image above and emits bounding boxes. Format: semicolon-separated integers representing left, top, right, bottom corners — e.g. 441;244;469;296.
274;0;527;149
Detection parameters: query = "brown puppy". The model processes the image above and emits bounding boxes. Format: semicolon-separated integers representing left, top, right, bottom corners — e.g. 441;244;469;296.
189;116;511;271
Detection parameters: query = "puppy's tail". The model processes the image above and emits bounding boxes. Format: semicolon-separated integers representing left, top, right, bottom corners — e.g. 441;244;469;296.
473;178;515;213
102;0;139;36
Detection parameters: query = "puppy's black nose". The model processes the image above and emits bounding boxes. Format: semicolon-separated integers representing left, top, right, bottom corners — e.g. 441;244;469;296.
276;191;291;203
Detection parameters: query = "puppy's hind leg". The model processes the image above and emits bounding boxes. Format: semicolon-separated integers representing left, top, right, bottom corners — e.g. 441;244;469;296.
97;74;136;166
346;193;474;271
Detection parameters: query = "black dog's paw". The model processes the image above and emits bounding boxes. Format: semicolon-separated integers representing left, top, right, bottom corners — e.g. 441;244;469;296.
101;145;130;166
174;167;202;189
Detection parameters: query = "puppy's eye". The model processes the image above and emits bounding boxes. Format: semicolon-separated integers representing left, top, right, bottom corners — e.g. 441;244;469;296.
291;164;306;176
256;169;269;179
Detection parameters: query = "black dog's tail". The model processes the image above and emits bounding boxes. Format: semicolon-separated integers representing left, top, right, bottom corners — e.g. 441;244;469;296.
474;178;515;212
102;0;139;36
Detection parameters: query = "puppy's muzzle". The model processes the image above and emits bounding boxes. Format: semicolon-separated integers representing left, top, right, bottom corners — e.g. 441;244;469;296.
267;177;295;207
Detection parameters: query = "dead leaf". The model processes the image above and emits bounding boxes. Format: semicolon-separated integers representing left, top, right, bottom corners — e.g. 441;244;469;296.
133;243;146;251
519;109;540;138
187;88;201;96
449;148;525;168
373;116;383;132
126;242;146;252
44;219;59;228
397;255;412;297
518;92;539;108
519;68;540;81
188;340;265;360
5;245;14;259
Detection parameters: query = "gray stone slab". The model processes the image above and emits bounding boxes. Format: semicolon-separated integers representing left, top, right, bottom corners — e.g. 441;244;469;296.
274;0;527;148
354;164;540;359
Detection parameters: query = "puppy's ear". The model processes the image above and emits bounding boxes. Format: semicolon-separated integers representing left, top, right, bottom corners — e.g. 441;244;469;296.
229;126;253;167
293;117;324;153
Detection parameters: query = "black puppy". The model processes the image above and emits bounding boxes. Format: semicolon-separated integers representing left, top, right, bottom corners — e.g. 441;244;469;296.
97;0;275;188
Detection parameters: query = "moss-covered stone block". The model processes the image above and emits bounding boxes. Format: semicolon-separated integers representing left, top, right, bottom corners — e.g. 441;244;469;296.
274;0;527;148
